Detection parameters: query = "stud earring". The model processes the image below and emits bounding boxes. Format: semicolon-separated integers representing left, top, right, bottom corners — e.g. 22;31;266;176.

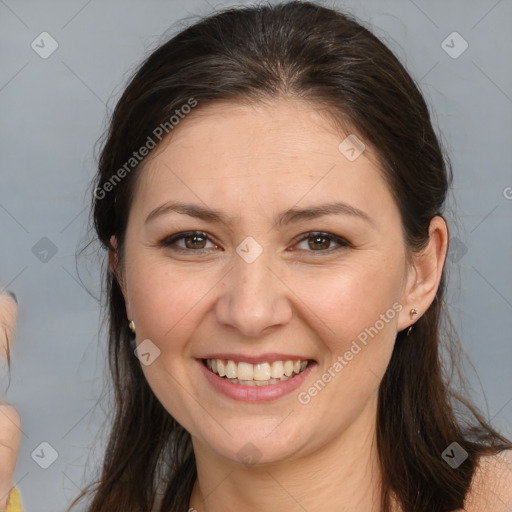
128;320;136;334
406;309;418;336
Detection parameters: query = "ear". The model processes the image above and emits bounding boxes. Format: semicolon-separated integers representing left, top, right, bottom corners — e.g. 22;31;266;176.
397;216;449;332
108;235;132;319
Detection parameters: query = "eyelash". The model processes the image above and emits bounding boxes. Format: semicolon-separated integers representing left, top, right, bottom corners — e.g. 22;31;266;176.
159;230;351;255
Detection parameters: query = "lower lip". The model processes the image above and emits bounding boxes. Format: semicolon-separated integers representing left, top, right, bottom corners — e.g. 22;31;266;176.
197;359;316;402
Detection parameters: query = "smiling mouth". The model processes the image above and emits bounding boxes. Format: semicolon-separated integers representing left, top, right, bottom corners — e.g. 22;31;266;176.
203;358;311;386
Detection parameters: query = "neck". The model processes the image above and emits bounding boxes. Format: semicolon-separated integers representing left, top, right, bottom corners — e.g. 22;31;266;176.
189;394;384;512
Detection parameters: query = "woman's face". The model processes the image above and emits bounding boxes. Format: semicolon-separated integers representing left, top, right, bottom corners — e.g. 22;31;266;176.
117;99;416;465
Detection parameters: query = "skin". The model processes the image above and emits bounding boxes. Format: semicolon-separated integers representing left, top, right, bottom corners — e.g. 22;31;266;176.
111;98;450;511
0;293;21;510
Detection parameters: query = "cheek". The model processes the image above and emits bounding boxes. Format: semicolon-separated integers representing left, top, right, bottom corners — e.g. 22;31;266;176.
291;257;403;403
126;255;214;348
291;264;402;426
126;259;215;427
290;256;404;346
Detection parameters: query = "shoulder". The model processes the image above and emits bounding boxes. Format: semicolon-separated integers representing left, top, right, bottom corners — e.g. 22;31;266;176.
463;449;512;512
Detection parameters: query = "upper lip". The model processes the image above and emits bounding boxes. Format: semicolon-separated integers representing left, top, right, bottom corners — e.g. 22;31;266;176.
199;353;315;364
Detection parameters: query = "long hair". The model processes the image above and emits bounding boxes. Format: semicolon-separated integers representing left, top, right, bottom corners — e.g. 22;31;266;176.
70;2;512;510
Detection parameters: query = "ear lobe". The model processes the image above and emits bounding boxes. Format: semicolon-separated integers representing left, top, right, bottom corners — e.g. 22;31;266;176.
397;216;449;332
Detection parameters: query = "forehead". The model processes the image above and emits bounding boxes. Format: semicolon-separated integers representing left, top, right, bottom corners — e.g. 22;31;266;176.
160;98;358;163
131;98;397;225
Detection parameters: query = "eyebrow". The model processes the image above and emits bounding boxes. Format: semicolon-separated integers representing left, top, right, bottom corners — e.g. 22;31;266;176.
145;201;374;227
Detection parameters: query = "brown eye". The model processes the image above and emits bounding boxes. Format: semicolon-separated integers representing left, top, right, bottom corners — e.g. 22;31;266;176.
160;231;217;252
295;232;350;253
308;235;331;250
184;234;207;249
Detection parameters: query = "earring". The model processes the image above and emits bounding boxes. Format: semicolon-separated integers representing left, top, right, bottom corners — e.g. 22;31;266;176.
128;320;136;334
406;309;418;336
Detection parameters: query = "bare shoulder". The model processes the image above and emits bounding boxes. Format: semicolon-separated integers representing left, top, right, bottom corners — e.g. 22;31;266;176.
463;449;512;512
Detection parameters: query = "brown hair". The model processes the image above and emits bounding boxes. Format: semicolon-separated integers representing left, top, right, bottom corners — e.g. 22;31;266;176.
70;1;512;511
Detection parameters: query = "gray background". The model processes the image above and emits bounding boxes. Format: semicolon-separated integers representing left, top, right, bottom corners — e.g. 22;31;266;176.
1;0;511;510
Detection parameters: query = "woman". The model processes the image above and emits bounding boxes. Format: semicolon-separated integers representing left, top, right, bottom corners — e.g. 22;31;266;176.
56;1;512;510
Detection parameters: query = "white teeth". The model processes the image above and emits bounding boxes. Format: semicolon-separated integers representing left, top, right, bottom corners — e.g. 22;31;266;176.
237;362;253;380
270;360;284;378
254;363;271;380
205;358;310;383
226;360;237;379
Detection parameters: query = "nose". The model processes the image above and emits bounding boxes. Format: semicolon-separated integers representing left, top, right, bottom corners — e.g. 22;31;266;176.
214;251;293;338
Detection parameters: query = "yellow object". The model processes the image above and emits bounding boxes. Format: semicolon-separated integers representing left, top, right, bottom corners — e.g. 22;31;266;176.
3;487;22;512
